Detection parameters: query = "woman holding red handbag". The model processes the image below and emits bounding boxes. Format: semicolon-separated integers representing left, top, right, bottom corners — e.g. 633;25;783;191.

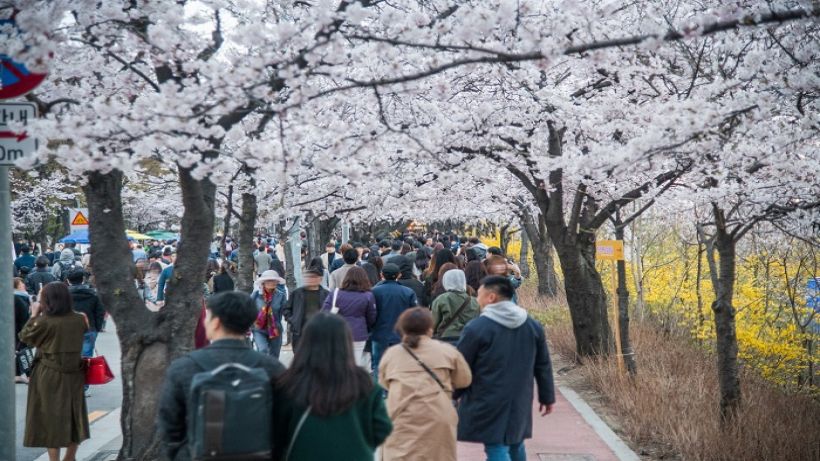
250;270;287;358
19;282;89;461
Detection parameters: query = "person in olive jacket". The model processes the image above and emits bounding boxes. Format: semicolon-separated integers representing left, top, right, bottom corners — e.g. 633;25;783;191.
283;266;329;350
430;269;480;344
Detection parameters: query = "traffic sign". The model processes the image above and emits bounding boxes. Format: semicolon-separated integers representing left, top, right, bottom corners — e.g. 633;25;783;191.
69;208;90;233
1;19;47;100
596;239;625;261
0;102;38;165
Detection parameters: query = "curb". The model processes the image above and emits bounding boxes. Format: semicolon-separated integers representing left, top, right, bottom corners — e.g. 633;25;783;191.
33;408;121;461
558;386;640;461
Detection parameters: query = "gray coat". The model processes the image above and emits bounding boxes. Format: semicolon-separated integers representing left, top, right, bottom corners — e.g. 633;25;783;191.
157;339;285;461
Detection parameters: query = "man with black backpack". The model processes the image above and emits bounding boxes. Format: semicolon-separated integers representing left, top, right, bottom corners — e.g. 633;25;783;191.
158;291;285;461
52;248;81;282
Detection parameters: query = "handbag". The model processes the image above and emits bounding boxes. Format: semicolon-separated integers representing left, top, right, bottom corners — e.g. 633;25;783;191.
16;347;35;376
433;295;472;340
85;355;115;385
330;288;340;314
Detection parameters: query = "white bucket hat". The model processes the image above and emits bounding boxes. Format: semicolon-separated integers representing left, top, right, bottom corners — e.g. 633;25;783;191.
257;270;286;284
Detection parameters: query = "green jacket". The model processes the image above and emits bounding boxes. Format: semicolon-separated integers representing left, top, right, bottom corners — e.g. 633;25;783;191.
273;384;392;461
431;291;480;340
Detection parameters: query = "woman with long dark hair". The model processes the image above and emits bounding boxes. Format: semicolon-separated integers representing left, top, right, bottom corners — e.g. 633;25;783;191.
429;262;459;302
321;266;376;367
378;307;472;461
423;249;456;299
273;313;392;460
19;282;89;461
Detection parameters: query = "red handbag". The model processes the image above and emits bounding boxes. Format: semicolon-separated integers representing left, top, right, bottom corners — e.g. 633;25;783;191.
85;356;115;385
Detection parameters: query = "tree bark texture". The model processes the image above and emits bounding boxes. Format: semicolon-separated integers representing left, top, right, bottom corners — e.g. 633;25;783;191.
519;226;530;279
220;183;233;259
305;215;339;262
519;209;558;296
236;191;257;292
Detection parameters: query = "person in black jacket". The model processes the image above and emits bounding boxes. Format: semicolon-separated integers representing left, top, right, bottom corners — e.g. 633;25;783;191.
158;291;285;461
14;278;31;383
211;261;235;293
66;268;105;360
25;256;57;296
283;266;329;349
392;255;428;307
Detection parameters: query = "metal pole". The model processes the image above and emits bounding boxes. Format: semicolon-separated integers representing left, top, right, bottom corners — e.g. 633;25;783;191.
0;165;16;461
288;217;303;288
341;220;350;244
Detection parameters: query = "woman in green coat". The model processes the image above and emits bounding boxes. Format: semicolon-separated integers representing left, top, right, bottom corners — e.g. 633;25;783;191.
19;282;90;461
273;312;392;461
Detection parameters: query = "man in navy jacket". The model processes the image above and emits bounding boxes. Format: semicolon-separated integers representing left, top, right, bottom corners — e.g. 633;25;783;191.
456;276;555;461
370;263;417;376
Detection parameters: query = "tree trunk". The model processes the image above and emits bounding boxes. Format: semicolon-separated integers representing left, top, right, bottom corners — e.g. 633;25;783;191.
85;166;216;461
220;184;233;259
236;191;257;292
710;231;741;422
305;215;339;262
519;208;558;296
499;223;510;256
614;224;637;375
519;226;530;279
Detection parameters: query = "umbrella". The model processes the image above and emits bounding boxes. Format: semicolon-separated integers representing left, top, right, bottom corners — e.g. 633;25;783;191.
145;230;178;240
126;230;152;240
58;229;90;244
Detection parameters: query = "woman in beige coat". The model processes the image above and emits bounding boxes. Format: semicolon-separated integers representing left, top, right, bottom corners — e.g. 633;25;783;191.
378;307;472;461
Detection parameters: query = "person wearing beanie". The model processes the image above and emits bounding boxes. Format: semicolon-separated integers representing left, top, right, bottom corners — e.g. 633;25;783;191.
430;269;480;344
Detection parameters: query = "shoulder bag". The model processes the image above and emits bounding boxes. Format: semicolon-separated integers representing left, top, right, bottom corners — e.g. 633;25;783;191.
285;406;312;461
330;288;340;314
433;295;472;340
401;344;446;391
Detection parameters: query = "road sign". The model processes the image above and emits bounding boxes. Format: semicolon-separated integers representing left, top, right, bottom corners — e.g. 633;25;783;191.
0;102;37;165
0;19;47;99
69;208;90;234
596;239;625;261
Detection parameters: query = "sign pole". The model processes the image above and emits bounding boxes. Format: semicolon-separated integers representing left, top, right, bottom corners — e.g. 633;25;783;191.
0;165;15;461
611;261;624;373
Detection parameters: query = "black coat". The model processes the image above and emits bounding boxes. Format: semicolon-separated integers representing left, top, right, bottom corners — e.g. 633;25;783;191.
455;316;555;445
211;272;235;293
25;269;57;295
14;293;30;348
157;339;285;461
68;284;106;332
283;286;329;337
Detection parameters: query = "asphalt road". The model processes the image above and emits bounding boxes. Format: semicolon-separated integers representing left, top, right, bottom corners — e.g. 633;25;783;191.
15;320;123;461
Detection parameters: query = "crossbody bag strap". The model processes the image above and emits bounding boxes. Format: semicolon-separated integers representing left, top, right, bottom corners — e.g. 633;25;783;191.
401;344;446;391
435;295;472;338
285;405;312;461
330;288;339;314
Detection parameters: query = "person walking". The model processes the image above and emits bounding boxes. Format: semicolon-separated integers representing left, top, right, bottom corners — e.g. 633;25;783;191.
370;263;417;376
430;269;480;344
14;244;36;276
25;256;58;296
254;245;273;277
393;255;427;307
250;270;287;358
484;255;523;304
211;261;235;293
464;248;487;292
272;312;392;461
51;248;81;282
158;291;286;460
284;266;329;350
378;307;472;461
456;276;555;461
321;266;376;367
14;277;31;384
328;248;359;290
429;262;459;303
423;249;456;300
320;241;341;271
19;282;89;461
66;269;105;359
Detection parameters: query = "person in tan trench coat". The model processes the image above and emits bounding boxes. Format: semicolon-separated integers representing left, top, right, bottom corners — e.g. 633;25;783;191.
19;282;90;461
378;307;472;461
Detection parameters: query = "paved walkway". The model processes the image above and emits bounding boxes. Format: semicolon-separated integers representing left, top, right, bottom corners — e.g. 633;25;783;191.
457;386;638;461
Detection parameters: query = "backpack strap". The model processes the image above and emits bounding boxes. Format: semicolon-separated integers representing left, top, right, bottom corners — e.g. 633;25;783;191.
189;347;262;372
435;295;472;338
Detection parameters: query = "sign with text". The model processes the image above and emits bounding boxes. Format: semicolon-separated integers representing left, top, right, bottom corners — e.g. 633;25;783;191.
0;102;37;165
596;239;625;261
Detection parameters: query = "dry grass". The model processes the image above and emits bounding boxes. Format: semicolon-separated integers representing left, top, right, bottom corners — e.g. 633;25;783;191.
519;286;820;461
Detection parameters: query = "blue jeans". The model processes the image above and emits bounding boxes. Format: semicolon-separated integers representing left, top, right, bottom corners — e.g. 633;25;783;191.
82;331;98;358
370;340;397;377
484;442;526;461
252;329;282;358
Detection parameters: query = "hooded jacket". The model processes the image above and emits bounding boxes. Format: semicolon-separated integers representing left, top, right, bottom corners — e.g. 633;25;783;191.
52;249;80;281
69;284;106;332
430;270;480;340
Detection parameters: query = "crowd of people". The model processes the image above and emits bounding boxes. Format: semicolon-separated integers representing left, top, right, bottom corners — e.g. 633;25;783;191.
11;230;555;461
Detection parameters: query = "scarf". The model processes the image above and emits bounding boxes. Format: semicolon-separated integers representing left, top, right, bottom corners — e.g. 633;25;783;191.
255;288;280;339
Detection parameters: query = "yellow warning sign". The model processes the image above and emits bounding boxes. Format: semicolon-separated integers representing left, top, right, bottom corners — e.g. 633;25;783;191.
71;211;89;226
596;240;624;261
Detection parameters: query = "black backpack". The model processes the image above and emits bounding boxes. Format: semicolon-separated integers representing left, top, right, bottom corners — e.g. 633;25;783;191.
187;351;274;461
56;261;75;282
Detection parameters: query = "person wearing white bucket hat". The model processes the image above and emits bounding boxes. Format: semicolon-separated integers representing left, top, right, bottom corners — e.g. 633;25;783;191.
250;270;287;358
